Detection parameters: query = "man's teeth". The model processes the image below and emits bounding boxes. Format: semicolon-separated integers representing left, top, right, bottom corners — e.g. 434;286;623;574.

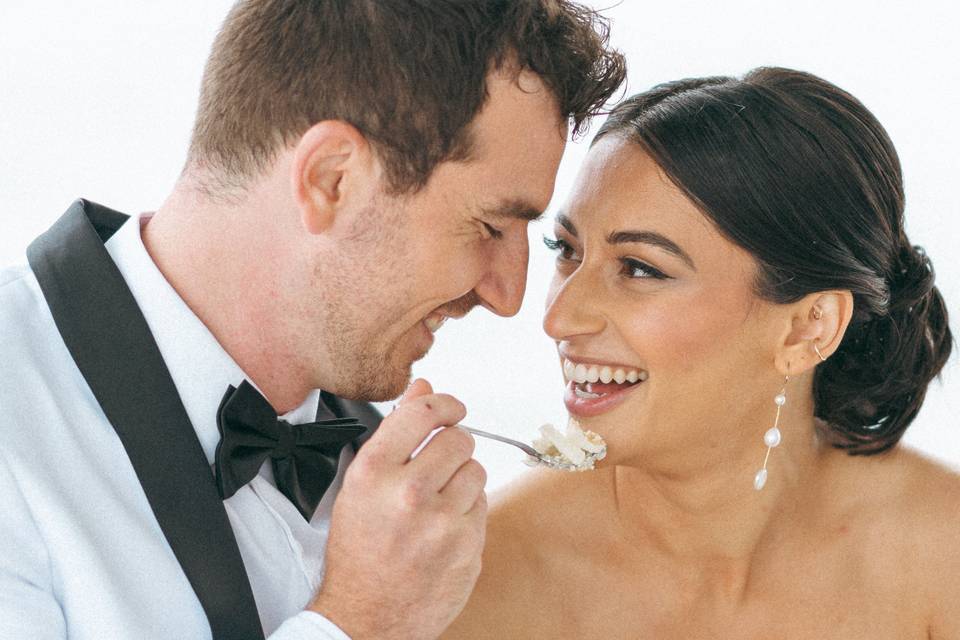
424;314;447;333
562;358;648;385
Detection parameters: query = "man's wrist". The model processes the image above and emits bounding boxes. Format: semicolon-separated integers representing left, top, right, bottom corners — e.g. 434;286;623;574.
307;594;360;640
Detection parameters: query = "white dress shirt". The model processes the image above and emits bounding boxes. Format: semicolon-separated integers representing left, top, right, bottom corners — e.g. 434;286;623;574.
0;212;353;639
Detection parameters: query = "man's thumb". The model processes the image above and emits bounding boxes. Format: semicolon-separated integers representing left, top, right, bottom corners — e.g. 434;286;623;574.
400;378;433;403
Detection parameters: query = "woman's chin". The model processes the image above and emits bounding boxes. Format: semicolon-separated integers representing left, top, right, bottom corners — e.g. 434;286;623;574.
561;385;651;472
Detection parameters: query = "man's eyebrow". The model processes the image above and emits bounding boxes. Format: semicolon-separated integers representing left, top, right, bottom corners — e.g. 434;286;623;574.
482;199;544;222
608;230;697;270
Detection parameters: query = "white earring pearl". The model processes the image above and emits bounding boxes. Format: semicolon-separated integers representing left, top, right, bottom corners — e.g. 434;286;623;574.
754;378;788;491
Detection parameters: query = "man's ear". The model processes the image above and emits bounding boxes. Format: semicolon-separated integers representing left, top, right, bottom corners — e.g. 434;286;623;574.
291;121;377;235
774;290;854;376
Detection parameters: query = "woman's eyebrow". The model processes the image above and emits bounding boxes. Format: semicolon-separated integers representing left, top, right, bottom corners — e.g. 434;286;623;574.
555;212;696;271
555;212;578;236
607;229;696;270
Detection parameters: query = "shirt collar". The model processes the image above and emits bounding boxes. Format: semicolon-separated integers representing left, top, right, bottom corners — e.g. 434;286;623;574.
104;212;321;465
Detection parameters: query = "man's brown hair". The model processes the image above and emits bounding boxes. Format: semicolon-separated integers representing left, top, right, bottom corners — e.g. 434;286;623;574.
187;0;626;195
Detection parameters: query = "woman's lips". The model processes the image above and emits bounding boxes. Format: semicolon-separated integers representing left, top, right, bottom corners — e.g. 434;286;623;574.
563;379;644;417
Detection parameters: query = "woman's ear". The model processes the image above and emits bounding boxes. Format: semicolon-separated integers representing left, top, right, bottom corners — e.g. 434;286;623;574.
774;290;854;376
291;120;377;235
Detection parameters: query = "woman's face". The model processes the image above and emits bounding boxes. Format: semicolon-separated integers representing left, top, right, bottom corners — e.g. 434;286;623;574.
545;136;788;471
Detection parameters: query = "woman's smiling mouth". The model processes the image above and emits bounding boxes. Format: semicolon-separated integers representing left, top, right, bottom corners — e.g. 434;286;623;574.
423;312;447;333
561;357;648;417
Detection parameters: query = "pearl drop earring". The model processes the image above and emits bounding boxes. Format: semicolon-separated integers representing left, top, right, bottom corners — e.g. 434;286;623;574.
754;375;788;491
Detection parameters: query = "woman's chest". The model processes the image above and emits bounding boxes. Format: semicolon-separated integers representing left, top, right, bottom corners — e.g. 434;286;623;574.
520;549;925;640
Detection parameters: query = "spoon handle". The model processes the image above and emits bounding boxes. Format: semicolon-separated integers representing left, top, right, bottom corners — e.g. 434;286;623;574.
458;424;541;457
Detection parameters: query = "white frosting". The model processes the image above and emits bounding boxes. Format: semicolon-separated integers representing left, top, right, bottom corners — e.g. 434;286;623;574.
529;419;606;471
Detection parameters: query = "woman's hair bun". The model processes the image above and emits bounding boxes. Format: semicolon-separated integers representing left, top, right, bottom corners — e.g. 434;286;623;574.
815;241;950;454
888;243;935;313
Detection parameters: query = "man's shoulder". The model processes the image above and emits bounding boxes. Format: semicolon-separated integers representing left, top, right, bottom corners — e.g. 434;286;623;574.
0;261;85;442
0;264;37;308
0;261;59;361
0;263;33;295
0;262;52;354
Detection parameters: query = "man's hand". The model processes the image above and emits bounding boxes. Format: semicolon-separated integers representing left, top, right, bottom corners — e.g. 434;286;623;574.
309;379;488;640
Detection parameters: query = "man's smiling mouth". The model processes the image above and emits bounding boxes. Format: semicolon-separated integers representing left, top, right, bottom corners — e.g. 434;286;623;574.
424;312;448;333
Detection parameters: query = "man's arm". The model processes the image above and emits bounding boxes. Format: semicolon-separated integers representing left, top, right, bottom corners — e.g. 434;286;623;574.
0;452;67;639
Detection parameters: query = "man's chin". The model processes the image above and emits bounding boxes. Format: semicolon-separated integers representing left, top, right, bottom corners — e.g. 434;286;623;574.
334;362;414;403
327;335;431;402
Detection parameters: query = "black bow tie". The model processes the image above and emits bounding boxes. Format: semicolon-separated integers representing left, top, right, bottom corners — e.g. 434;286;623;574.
214;381;367;521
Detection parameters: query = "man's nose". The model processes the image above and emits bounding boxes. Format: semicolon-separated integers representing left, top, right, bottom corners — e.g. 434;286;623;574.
473;231;529;317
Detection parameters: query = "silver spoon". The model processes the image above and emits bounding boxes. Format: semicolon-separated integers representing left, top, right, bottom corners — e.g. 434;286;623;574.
458;424;602;471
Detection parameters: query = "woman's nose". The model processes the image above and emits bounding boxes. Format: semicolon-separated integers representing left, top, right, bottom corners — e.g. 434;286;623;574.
543;266;607;340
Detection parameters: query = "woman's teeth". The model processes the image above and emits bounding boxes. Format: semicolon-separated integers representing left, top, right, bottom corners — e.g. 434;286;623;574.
562;359;648;385
574;386;602;399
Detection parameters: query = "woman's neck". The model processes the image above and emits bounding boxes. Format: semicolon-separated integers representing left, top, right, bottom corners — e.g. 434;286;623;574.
606;409;831;597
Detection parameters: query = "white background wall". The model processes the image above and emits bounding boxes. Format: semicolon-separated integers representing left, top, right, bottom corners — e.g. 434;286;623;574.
2;1;957;492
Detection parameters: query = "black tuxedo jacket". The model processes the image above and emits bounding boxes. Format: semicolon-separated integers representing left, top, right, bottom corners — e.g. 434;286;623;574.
27;199;383;640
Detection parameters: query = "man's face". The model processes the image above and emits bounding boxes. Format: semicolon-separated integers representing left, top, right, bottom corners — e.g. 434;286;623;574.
319;70;567;401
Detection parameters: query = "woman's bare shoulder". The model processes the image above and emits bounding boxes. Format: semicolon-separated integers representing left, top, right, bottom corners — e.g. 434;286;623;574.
847;446;960;637
439;472;549;639
837;445;960;538
488;467;573;530
881;446;960;523
441;469;597;639
896;448;960;637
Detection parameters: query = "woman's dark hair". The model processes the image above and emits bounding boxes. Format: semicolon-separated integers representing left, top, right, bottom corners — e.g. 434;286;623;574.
595;67;952;455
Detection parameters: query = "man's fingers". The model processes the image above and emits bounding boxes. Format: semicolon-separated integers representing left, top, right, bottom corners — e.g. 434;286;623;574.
439;458;488;515
407;427;476;493
467;490;488;528
367;393;468;464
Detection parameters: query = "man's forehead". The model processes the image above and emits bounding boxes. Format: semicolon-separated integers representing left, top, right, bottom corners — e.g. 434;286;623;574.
451;69;566;222
471;68;566;145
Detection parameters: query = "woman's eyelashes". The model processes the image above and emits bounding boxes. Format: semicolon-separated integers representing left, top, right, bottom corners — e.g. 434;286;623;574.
543;235;577;260
621;257;669;280
543;235;670;280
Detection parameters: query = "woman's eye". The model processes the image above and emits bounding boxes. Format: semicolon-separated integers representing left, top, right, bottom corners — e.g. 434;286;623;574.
542;235;578;261
621;257;669;280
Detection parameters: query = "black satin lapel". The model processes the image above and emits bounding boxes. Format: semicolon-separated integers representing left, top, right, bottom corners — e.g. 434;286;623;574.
27;200;265;640
320;392;384;452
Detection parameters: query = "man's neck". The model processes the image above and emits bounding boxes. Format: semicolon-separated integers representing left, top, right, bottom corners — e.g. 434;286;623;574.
141;173;316;413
